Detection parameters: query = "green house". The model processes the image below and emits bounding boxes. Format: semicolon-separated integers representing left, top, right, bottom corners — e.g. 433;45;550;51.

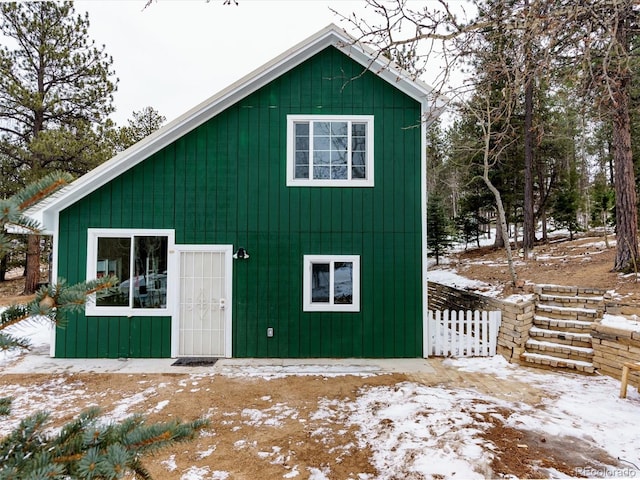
30;25;442;359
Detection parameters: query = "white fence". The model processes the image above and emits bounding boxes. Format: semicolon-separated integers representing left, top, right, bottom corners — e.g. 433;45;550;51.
427;310;502;357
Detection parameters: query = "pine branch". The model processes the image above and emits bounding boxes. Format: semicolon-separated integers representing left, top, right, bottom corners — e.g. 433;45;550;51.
0;398;12;416
0;277;119;354
10;171;74;212
0;332;31;351
0;304;30;331
0;400;209;479
31;276;119;326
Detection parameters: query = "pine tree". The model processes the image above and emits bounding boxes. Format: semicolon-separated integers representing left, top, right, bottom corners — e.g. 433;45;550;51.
0;398;209;479
110;107;167;153
427;193;454;265
0;1;117;293
551;167;583;241
590;174;615;248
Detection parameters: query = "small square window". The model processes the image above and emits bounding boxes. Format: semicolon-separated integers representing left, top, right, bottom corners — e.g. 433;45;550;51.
303;255;360;312
287;115;374;187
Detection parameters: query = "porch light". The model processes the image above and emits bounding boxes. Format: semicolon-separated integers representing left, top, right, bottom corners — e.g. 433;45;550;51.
233;247;249;259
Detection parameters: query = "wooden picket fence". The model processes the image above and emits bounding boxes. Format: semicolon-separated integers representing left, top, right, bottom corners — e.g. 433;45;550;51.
427;310;502;357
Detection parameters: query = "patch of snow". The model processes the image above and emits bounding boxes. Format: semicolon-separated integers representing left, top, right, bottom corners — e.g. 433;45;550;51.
307;466;331;480
426;268;503;297
180;466;210;480
241;404;298;427
197;446;216;459
601;313;640;332
161;454;177;472
210;472;230;480
151;399;170;413
580;239;616;249
446;357;640;464
106;387;158;421
0;314;53;368
344;383;496;479
283;465;300;478
219;364;379;379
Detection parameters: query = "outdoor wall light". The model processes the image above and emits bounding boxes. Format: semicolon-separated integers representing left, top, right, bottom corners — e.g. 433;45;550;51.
233;247;249;259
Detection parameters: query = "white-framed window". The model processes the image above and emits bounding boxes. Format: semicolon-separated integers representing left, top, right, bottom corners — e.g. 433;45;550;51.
303;255;360;312
287;115;374;187
86;229;175;316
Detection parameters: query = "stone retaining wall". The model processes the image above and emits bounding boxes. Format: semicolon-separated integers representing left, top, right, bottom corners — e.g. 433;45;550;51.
427;282;534;363
592;321;640;390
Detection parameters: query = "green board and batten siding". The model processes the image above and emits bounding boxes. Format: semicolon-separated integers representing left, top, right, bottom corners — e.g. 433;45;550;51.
56;46;423;358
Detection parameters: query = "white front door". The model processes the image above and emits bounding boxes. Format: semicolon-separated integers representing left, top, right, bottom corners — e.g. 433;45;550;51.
176;246;232;357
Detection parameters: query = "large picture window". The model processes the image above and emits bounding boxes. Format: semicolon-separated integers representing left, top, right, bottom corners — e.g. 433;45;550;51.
287;115;374;187
87;229;174;316
303;255;360;312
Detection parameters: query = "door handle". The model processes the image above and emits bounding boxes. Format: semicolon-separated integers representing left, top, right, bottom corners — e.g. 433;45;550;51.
219;298;226;310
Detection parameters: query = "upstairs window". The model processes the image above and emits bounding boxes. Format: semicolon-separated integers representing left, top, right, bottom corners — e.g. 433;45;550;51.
287;115;374;187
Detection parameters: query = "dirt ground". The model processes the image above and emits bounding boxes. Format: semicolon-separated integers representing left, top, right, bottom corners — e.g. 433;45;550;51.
0;369;625;480
441;233;640;302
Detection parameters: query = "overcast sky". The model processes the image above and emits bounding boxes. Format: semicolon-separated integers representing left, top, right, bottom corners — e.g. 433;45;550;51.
78;1;371;126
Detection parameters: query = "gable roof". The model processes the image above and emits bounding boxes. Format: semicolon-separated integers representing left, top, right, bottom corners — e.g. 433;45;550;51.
30;23;444;233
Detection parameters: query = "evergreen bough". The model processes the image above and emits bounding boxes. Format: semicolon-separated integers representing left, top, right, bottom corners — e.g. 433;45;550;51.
0;399;209;479
0;170;119;350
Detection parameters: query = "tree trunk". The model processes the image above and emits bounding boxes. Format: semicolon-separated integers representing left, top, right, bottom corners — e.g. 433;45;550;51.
612;11;638;272
486;178;518;286
0;254;7;282
612;101;638;271
522;0;535;258
23;234;41;294
494;219;505;248
482;124;517;285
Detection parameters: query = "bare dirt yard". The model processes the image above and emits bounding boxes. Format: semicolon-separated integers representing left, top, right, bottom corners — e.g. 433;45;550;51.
438;233;640;302
1;364;634;480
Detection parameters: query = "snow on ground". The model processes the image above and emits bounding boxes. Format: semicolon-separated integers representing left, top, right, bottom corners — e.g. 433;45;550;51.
1;319;640;479
0;315;52;368
426;268;506;298
448;356;640;463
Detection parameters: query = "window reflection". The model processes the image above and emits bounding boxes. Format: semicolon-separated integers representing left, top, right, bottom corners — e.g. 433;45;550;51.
334;262;353;304
96;235;168;309
311;263;330;303
97;237;131;307
131;236;168;309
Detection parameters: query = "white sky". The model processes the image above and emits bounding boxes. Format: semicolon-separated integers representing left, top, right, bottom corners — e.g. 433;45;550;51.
78;1;371;126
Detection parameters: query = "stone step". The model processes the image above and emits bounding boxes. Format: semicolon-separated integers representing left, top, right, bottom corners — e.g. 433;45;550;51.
535;304;600;322
534;284;608;298
537;293;604;310
532;316;594;333
525;339;594;361
528;326;593;348
521;352;595;373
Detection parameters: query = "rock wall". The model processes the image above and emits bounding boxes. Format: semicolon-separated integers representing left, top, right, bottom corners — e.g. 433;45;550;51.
592;321;640;390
